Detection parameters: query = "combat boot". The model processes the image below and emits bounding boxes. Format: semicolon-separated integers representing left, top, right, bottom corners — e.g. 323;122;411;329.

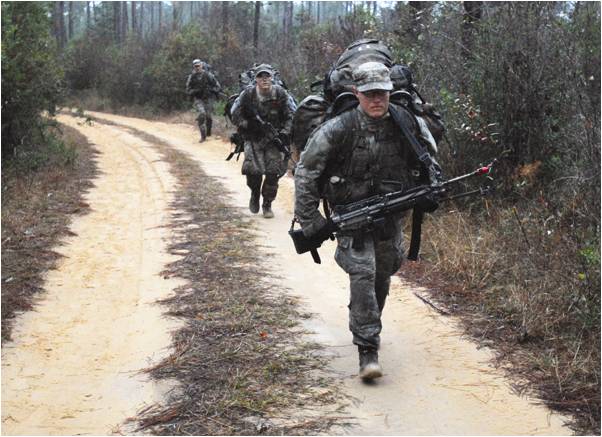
249;189;260;214
358;346;382;381
262;201;274;219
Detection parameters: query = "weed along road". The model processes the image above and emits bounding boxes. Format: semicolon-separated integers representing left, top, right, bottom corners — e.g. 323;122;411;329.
2;110;570;435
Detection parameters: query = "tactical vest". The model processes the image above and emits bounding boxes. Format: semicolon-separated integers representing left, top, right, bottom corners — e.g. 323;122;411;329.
322;107;415;206
240;85;289;130
188;72;211;99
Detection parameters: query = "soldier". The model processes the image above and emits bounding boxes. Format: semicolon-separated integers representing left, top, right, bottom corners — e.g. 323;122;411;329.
186;59;222;142
294;62;436;381
232;64;294;219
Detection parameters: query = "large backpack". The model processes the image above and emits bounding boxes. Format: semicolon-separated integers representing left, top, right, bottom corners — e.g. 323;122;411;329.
291;39;444;155
225;64;295;121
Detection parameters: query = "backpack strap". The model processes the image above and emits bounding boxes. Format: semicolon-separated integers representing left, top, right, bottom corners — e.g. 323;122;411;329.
388;104;441;261
388;104;441;184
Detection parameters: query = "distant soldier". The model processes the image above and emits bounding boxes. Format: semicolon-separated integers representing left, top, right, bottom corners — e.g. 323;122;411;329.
186;59;222;142
231;64;294;218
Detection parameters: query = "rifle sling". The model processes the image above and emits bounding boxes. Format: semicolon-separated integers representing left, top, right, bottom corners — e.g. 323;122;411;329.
407;208;423;261
388;104;435;261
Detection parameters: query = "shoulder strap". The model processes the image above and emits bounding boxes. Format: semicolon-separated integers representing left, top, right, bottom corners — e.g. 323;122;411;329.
388;104;440;184
388;104;439;262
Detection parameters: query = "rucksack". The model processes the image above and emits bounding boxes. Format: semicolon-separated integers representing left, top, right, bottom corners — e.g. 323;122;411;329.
291;39;444;155
225;64;295;121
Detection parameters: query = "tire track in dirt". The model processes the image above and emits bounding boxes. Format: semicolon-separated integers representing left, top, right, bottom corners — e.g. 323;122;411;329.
82;110;571;435
1;115;183;435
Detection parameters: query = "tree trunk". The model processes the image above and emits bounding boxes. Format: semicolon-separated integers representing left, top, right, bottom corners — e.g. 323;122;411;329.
462;1;482;60
86;1;91;30
139;1;144;35
132;1;137;35
150;2;155;32
113;1;120;42
67;1;73;40
407;1;426;43
122;1;128;38
158;1;162;30
173;1;179;31
203;2;209;20
221;2;229;44
52;2;60;45
253;1;261;57
58;1;66;48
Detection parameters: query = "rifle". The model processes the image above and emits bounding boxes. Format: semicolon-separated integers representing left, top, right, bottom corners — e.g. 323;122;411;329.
253;114;292;160
289;160;496;264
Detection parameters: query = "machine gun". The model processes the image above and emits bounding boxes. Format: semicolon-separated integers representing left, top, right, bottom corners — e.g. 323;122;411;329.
289;160;496;264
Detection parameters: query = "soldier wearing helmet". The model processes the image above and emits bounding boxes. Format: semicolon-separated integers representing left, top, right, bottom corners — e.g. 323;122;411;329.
186;59;222;142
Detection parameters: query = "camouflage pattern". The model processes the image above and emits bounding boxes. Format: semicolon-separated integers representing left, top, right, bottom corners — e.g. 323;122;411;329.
232;84;294;179
352;61;394;92
186;69;222;138
294;105;421;348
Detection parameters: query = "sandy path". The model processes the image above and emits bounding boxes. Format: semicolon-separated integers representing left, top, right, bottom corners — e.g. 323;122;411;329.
81;110;571;435
1;115;182;435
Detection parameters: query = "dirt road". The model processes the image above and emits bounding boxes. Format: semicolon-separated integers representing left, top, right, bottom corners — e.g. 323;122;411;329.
2;111;571;435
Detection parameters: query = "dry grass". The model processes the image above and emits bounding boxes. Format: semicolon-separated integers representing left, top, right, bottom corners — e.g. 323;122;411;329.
401;195;600;435
84;119;346;435
1;125;98;342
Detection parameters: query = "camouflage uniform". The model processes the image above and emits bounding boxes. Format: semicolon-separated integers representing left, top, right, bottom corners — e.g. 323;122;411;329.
294;64;423;353
232;83;294;209
186;67;222;141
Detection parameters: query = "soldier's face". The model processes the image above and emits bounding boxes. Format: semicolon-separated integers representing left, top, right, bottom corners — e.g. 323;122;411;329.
355;88;390;118
194;64;203;72
256;73;273;93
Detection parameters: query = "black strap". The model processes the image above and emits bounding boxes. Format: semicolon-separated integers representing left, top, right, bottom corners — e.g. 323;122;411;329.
388;104;439;184
407;208;423;261
389;104;437;261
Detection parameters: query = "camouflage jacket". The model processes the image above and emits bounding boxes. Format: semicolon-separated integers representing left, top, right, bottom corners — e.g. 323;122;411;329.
294;104;422;237
232;85;294;140
186;70;221;100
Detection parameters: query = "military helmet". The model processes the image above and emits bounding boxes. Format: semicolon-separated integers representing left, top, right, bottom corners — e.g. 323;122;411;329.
192;59;202;66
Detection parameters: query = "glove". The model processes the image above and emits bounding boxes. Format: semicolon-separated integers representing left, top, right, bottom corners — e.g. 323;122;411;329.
416;193;439;213
314;219;337;241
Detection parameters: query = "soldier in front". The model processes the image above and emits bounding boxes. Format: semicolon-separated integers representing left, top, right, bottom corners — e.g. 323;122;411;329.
186;59;222;142
294;62;431;381
231;64;294;219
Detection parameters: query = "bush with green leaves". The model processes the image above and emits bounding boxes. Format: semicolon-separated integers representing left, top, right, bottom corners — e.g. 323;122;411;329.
1;2;64;158
144;24;214;111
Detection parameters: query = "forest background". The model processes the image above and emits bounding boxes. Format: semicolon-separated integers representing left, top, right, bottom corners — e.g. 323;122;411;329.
1;1;600;434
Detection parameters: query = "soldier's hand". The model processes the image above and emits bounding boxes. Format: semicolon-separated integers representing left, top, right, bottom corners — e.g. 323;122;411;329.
416;194;439;213
314;219;337;241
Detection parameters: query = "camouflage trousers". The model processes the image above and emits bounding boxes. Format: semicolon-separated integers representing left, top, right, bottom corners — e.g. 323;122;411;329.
193;98;214;138
246;174;279;205
334;218;404;349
